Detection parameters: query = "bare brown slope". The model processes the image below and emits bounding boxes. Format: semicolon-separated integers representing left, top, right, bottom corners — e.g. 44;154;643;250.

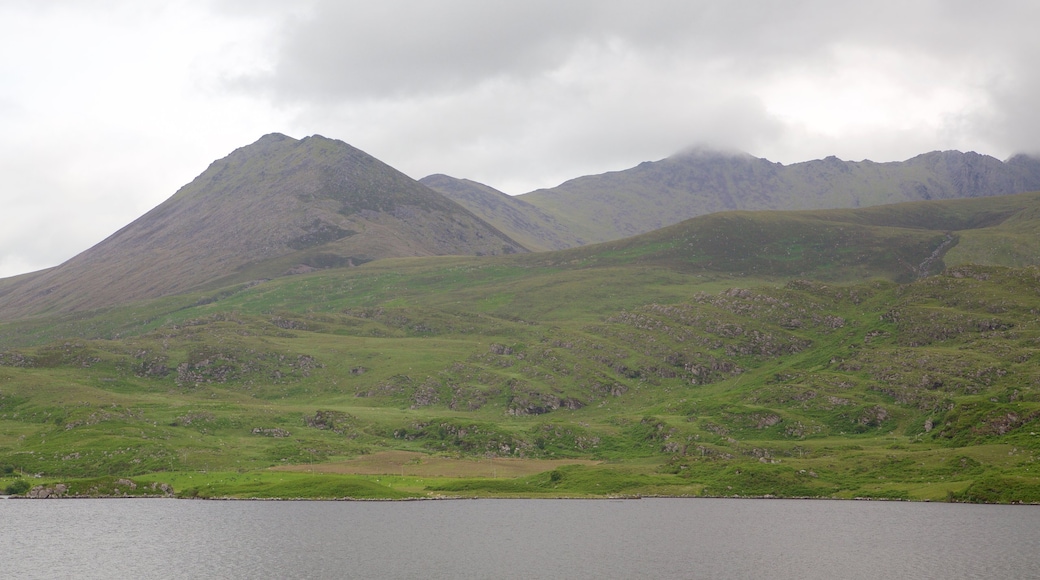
0;134;525;319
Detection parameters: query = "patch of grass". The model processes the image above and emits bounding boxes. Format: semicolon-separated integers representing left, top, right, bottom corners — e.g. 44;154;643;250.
951;475;1040;504
425;464;688;497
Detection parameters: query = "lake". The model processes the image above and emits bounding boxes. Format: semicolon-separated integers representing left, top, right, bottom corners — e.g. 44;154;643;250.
2;497;1038;579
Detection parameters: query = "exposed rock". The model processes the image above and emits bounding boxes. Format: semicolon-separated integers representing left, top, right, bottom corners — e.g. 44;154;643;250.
23;480;173;498
489;344;513;355
252;427;290;437
27;483;66;498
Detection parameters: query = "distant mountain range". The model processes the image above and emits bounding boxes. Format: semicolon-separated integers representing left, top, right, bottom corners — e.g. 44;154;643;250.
3;134;1040;320
426;148;1040;245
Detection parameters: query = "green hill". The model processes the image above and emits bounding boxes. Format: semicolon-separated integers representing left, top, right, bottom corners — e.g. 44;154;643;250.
2;191;1040;501
508;191;1040;284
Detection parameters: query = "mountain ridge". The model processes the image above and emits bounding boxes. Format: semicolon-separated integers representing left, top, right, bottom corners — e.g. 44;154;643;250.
427;148;1040;247
6;135;1040;321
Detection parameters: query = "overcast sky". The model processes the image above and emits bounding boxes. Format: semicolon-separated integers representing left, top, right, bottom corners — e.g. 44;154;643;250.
2;0;1039;278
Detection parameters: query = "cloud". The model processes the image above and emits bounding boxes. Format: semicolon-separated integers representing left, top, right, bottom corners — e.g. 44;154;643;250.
0;0;293;277
237;1;1029;101
964;29;1040;158
271;33;785;193
228;0;1040;181
228;1;614;100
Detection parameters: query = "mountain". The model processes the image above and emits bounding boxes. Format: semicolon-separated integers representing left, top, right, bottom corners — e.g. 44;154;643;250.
7;138;1039;321
419;174;585;251
0;134;525;320
497;149;1040;245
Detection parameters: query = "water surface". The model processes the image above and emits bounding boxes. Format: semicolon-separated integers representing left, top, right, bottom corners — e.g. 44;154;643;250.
2;498;1037;579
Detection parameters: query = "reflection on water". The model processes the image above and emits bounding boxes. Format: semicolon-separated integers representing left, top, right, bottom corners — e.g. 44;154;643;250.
2;497;1038;579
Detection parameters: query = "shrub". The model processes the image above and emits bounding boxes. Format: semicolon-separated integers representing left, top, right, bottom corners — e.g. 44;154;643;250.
4;479;30;495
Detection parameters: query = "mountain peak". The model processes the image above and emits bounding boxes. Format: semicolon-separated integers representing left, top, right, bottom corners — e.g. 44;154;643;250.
240;132;298;154
257;132;294;143
0;135;525;319
672;145;754;161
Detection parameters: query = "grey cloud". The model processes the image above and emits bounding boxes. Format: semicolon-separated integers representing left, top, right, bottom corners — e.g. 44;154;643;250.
233;1;802;100
286;51;783;193
967;35;1040;157
228;1;590;99
235;1;1038;101
217;0;1040;166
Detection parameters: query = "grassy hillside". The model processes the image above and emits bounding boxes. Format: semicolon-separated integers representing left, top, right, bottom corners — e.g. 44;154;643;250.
3;193;1040;501
2;261;1039;501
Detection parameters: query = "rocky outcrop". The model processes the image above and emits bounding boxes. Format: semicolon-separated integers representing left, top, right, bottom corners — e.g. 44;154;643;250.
252;427;291;437
28;483;67;498
22;480;173;498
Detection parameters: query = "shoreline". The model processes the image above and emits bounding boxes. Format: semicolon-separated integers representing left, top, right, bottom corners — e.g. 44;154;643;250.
5;493;1036;505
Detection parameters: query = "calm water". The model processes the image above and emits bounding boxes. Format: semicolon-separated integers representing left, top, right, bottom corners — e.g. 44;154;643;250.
2;497;1038;579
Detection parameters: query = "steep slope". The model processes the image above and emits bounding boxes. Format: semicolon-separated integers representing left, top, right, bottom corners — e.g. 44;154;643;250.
0;134;525;320
517;148;1040;244
419;174;585;251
